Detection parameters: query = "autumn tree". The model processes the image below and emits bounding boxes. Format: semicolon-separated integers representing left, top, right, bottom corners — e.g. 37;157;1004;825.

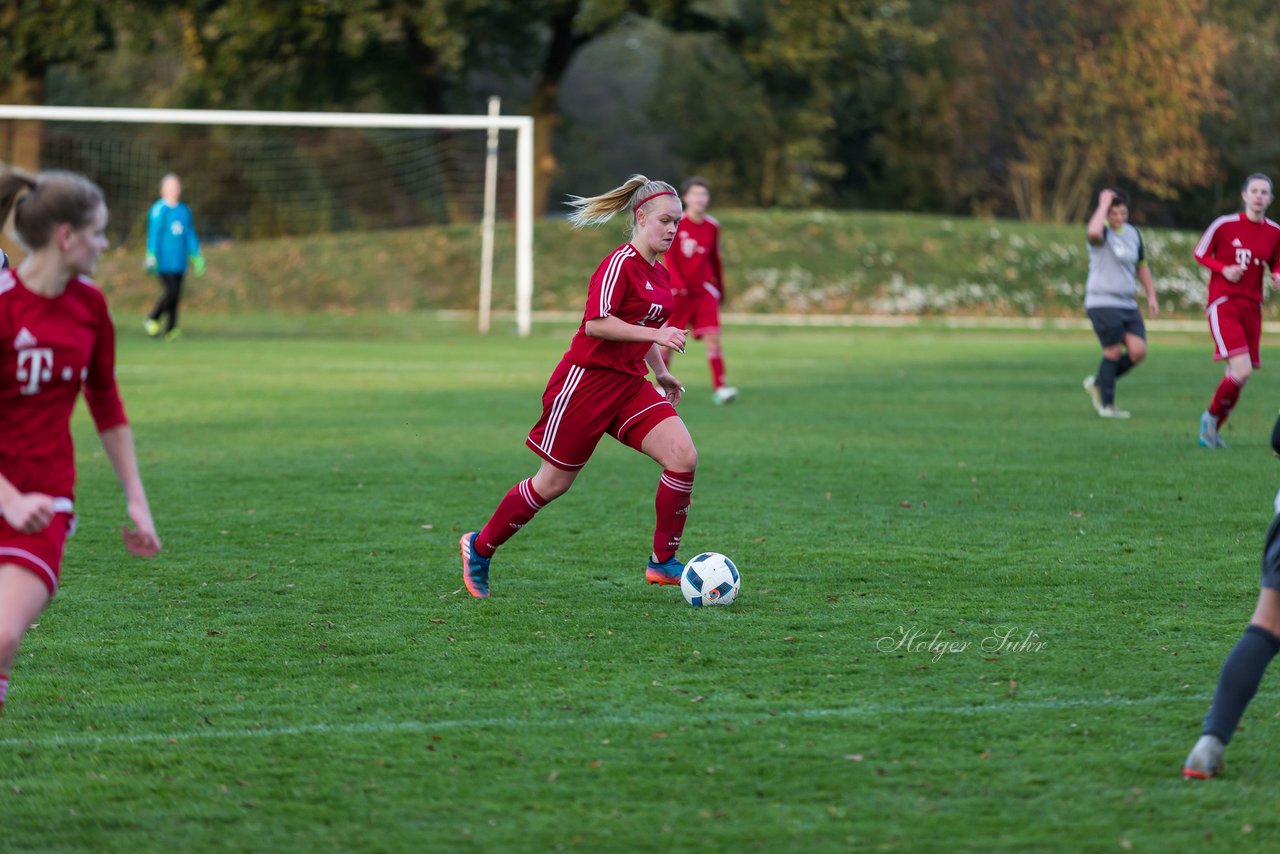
658;0;933;207
888;0;1232;222
0;2;123;169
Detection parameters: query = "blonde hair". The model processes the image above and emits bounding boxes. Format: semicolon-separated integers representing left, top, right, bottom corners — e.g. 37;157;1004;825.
0;165;104;250
565;174;678;229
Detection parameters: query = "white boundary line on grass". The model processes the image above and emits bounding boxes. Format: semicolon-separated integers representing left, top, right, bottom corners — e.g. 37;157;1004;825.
0;692;1209;750
436;309;1280;334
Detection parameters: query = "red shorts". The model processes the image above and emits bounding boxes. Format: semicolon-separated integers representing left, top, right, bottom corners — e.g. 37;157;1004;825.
1207;296;1262;367
669;291;721;339
526;360;678;471
0;511;74;597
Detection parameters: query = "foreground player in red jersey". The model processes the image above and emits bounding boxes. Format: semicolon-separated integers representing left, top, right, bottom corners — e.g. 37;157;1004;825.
1194;173;1280;448
0;166;161;716
664;177;737;404
459;175;693;597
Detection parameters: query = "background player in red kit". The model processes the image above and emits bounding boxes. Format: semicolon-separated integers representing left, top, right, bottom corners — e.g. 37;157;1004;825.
664;177;737;405
1195;173;1280;448
0;166;161;716
459;174;693;598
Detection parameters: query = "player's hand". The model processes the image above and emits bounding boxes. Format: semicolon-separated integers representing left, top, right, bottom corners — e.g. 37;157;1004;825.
654;326;687;354
121;498;161;557
3;492;55;534
1224;264;1245;283
1147;293;1160;319
144;252;157;273
1098;188;1116;208
1271;270;1280;289
191;255;206;277
655;372;684;407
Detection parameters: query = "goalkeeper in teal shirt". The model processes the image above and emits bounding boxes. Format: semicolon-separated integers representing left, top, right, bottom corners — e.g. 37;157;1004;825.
144;173;204;341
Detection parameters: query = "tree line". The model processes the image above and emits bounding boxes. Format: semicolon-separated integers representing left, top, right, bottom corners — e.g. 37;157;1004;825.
1;0;1273;228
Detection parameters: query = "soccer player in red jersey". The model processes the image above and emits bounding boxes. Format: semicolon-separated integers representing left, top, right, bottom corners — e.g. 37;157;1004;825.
1194;173;1280;448
459;175;693;598
0;166;161;716
664;177;737;405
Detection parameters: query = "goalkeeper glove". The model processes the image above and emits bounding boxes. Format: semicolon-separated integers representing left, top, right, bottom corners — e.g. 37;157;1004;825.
145;252;157;273
191;255;206;277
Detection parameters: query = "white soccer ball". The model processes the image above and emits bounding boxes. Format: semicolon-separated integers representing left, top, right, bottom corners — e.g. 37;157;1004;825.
680;552;740;607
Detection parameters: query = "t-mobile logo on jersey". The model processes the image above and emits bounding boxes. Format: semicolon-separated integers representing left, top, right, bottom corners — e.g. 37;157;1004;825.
1237;247;1255;267
679;235;700;258
16;347;54;395
639;303;664;326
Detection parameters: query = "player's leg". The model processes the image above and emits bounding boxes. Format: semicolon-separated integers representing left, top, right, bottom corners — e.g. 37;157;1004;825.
1084;308;1125;416
163;273;184;339
0;565;53;715
1118;331;1146;376
1202;299;1253;446
1185;587;1280;778
144;275;168;337
638;416;697;585
461;459;579;599
695;296;737;404
461;363;611;598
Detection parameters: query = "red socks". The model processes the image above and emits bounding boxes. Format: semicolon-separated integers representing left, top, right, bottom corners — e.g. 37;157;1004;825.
1209;372;1246;425
476;478;548;557
708;355;726;390
654;470;695;562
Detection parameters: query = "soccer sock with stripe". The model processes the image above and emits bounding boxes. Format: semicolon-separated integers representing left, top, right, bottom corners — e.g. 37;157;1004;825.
653;469;694;563
1096;356;1120;407
1202;624;1280;743
0;673;8;714
1209;372;1246;425
476;478;549;558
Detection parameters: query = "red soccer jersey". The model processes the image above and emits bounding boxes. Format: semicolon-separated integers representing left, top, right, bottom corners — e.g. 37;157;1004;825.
1194;213;1280;303
666;215;723;300
0;269;127;500
563;244;674;376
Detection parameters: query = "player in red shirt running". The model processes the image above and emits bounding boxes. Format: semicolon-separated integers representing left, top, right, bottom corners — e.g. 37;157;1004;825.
1195;173;1280;448
459;175;692;597
0;166;161;716
664;178;737;404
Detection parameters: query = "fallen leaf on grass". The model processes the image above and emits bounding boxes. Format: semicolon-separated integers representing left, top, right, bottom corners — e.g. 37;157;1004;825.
844;754;864;762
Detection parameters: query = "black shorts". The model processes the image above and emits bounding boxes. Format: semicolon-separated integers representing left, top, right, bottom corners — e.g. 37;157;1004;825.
1086;307;1145;348
1262;509;1280;591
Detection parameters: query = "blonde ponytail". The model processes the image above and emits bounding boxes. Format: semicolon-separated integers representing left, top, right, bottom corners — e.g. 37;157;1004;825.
0;164;104;250
565;174;678;229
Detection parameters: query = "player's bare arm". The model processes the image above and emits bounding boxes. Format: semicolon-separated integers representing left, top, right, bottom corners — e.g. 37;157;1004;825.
585;315;686;353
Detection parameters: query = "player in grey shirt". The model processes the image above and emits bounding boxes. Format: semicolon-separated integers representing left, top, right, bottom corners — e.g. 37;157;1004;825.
1082;188;1159;418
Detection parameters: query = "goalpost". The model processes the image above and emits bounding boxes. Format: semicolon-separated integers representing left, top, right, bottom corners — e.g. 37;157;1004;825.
0;104;535;336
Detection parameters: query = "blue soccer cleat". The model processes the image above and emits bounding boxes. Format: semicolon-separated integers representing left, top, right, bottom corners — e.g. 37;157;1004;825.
1199;411;1226;448
460;532;491;598
645;554;683;587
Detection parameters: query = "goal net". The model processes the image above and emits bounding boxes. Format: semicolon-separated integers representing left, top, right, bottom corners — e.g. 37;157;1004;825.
0;105;534;335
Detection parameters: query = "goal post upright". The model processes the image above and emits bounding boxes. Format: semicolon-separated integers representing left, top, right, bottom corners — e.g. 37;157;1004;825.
0;104;536;337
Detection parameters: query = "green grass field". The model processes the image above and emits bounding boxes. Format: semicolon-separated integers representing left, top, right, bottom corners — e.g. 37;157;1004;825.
5;316;1280;851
